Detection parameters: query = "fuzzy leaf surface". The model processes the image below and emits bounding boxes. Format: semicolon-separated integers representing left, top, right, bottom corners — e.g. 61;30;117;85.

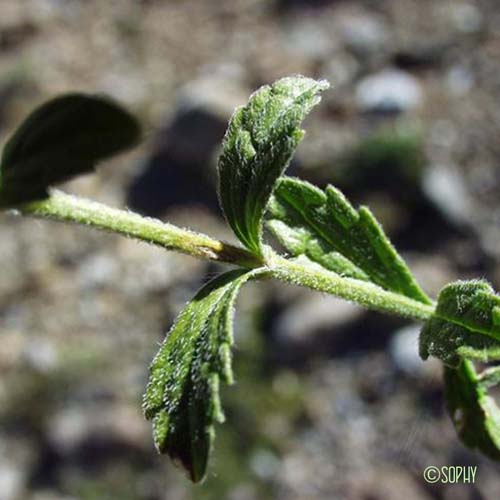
142;268;264;482
0;93;140;206
268;177;430;303
218;75;328;256
420;280;500;367
444;360;500;460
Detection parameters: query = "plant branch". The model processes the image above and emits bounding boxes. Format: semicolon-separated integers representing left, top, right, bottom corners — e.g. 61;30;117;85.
15;191;435;321
18;190;262;269
269;254;435;321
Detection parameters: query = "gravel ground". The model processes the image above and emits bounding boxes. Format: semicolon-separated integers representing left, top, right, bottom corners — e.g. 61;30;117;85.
0;1;499;499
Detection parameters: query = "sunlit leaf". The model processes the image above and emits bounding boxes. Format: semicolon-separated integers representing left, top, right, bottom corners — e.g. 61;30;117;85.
218;75;328;257
142;268;265;482
267;177;430;303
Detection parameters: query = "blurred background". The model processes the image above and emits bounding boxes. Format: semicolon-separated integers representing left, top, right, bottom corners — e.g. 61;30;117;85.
0;0;499;499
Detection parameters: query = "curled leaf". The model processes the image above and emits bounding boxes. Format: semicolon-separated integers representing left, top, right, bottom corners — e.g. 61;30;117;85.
218;75;329;257
420;280;500;367
0;93;141;206
142;268;265;482
444;360;500;460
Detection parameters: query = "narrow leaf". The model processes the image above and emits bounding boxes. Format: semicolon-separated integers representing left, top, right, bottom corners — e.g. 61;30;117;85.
268;177;430;303
420;280;500;367
444;360;500;460
142;268;265;482
0;93;141;206
218;75;329;257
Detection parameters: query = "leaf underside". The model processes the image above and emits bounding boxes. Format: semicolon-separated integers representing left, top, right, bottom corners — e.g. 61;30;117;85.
142;269;263;482
444;360;500;460
218;75;329;257
420;280;500;458
267;176;431;304
420;280;500;367
0;93;141;206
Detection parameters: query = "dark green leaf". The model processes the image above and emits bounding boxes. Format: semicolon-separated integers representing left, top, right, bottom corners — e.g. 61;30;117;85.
444;360;500;460
142;268;265;482
218;75;328;257
267;177;431;303
420;280;500;367
0;93;141;206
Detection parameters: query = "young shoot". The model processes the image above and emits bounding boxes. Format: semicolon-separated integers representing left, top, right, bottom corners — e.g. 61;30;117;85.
1;76;500;482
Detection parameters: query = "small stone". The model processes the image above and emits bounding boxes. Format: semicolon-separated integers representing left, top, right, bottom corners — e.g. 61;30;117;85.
422;164;472;227
22;338;59;373
48;404;149;456
356;69;423;113
127;74;248;217
275;294;362;344
0;462;23;500
390;325;430;377
451;3;483;34
391;324;443;383
284;18;333;60
447;65;474;96
249;448;280;480
77;252;118;289
340;13;388;56
321;52;359;87
0;440;32;500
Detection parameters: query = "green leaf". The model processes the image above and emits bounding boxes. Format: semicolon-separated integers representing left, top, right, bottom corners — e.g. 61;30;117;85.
444;360;500;460
0;93;141;207
218;75;329;257
142;268;265;482
267;177;431;304
420;280;500;367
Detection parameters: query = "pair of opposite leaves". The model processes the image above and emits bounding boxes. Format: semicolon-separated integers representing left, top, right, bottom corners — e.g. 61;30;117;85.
1;76;500;482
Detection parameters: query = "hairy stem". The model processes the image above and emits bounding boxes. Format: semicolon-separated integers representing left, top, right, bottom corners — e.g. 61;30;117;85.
16;190;435;321
19;190;262;268
269;254;435;321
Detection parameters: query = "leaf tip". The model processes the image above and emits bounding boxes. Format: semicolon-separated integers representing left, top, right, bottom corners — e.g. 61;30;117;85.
217;75;329;255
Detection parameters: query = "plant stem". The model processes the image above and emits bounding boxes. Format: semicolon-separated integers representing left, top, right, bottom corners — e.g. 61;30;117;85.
269;254;435;321
20;190;262;269
18;191;435;321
